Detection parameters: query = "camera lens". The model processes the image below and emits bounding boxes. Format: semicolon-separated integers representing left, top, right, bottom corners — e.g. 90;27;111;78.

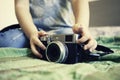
45;41;68;63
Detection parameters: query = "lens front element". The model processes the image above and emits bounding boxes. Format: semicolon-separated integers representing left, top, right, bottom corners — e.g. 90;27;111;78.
46;41;68;63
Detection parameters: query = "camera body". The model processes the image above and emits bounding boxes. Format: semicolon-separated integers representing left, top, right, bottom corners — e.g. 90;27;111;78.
38;34;100;64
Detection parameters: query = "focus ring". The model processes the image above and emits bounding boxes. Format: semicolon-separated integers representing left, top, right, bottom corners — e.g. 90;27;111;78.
45;41;68;63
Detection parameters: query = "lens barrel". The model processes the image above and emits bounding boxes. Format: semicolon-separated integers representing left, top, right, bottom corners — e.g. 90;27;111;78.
45;41;68;63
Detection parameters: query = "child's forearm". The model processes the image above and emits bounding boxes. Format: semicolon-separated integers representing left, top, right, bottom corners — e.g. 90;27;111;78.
15;0;38;38
71;0;90;28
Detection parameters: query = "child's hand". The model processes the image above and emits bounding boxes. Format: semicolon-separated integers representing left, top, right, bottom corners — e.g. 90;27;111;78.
72;24;97;52
30;30;47;58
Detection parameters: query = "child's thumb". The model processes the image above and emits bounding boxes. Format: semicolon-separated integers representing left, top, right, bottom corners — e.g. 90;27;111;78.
38;30;47;36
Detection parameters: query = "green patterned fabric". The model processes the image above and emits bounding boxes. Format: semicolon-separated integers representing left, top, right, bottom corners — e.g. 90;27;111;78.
0;36;120;80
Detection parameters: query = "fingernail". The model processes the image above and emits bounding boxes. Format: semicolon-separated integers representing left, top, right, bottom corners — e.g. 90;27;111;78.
43;33;47;35
40;55;43;58
84;46;87;50
42;46;46;50
89;49;93;52
38;53;43;58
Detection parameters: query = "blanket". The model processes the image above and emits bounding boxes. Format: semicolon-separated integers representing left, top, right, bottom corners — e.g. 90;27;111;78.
0;36;120;80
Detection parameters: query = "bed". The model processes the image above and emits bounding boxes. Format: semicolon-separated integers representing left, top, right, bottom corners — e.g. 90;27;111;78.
0;27;120;80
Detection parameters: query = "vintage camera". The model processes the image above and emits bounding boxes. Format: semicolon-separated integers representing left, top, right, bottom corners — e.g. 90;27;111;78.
38;34;113;64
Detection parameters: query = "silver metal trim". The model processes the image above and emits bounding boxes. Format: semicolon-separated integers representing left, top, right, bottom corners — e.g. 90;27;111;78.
45;41;68;63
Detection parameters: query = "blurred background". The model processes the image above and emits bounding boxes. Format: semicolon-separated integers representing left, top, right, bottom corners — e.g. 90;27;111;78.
0;0;120;30
0;0;18;30
89;0;120;27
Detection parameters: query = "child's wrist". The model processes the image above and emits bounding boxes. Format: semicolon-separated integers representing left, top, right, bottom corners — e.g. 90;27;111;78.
73;23;89;33
29;31;39;38
74;23;88;29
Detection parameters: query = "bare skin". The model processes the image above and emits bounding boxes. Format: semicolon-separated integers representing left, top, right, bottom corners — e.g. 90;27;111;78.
72;0;97;52
15;0;97;58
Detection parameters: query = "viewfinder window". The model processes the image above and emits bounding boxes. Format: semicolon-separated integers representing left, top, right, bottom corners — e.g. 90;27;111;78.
65;35;73;42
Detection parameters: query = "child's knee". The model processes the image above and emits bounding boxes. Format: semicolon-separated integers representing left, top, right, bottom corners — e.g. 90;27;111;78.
0;29;29;48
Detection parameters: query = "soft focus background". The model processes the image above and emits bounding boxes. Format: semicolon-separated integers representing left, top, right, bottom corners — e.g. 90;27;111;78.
0;0;18;30
89;0;120;27
0;0;120;30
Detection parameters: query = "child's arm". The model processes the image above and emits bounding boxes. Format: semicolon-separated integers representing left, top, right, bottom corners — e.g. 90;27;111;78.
72;0;89;28
15;0;37;38
15;0;46;58
71;0;97;51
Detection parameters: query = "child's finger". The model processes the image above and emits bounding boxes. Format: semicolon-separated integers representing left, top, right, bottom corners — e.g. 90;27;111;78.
77;36;89;43
30;41;43;58
38;30;47;36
